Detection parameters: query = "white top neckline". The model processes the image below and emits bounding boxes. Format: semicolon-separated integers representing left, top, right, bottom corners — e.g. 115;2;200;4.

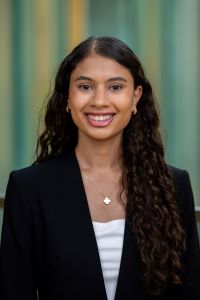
92;219;125;224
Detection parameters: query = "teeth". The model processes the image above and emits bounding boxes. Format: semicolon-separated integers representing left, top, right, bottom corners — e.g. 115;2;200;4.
87;114;113;121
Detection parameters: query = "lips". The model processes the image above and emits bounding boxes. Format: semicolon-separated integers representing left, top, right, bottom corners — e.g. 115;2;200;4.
85;113;115;127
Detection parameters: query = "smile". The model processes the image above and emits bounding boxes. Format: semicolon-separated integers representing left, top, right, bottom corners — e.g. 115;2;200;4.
85;113;115;127
87;114;114;121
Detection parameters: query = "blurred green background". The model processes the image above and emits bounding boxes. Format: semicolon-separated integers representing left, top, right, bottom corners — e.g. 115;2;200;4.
0;0;200;231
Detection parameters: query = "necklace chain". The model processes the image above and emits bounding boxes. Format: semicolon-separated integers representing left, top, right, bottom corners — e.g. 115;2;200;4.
83;174;113;205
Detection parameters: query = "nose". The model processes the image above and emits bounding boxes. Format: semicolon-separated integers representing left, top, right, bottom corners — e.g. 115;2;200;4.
90;86;109;107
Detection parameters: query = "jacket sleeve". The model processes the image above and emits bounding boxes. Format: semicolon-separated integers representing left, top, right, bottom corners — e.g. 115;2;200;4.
179;170;200;299
0;172;38;300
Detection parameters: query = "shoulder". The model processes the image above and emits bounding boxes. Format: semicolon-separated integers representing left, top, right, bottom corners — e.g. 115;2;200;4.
168;165;190;195
168;164;188;181
168;165;193;212
9;151;78;190
168;165;196;233
4;150;81;221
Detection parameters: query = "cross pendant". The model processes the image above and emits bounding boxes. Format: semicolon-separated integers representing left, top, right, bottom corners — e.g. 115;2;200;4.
103;197;111;205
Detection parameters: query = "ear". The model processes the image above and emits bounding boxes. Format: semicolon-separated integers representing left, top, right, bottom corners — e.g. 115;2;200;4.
134;85;143;104
132;85;142;111
66;99;71;113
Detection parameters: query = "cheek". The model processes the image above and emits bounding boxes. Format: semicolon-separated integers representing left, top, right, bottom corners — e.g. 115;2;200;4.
69;95;86;111
68;87;78;103
69;89;91;110
69;86;81;102
118;97;134;113
70;110;84;130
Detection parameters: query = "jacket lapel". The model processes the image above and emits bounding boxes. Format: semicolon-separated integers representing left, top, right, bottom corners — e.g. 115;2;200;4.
115;221;145;300
60;150;108;299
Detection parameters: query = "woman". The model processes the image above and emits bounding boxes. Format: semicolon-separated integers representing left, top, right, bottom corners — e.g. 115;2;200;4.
0;36;199;300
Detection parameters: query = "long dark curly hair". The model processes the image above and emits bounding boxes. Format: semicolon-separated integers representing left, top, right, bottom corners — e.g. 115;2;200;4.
35;36;186;295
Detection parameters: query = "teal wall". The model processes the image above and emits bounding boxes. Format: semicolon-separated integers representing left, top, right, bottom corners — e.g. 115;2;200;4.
0;0;200;230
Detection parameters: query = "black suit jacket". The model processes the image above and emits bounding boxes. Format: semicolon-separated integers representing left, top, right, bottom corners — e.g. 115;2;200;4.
0;151;200;299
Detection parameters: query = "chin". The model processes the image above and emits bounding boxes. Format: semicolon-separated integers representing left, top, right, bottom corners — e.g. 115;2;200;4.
85;130;123;142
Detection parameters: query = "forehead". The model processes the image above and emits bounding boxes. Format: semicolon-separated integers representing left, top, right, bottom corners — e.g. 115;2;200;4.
70;53;133;82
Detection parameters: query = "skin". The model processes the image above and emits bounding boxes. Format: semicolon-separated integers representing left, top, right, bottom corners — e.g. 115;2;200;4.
68;53;142;222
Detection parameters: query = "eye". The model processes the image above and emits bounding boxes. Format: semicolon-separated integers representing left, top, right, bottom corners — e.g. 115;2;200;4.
110;84;123;92
78;84;92;91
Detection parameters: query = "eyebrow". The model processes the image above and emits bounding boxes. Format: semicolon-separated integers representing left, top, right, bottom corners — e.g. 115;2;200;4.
75;76;127;83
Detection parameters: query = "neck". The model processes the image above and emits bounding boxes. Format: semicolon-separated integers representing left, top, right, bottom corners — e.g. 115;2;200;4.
75;135;123;171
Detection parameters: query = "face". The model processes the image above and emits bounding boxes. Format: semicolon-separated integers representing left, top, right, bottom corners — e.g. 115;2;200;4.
68;53;142;142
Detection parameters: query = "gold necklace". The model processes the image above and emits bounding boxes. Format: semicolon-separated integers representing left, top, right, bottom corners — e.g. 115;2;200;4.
83;173;113;205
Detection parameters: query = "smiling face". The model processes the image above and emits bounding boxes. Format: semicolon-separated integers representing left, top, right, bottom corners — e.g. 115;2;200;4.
68;53;142;143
